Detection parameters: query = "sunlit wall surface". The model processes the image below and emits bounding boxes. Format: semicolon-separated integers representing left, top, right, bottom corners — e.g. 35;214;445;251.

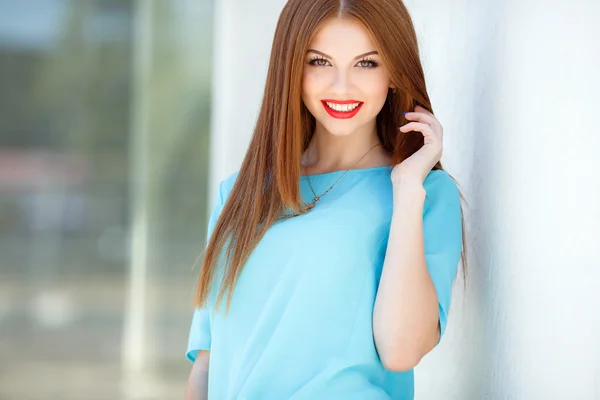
0;1;214;399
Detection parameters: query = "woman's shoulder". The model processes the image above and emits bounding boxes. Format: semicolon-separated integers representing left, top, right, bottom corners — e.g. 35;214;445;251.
217;170;240;201
423;169;461;206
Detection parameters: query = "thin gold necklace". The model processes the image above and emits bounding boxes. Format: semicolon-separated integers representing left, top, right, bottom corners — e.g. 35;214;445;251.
279;142;381;220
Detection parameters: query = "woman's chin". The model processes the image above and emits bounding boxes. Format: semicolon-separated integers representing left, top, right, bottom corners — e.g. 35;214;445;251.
316;121;364;137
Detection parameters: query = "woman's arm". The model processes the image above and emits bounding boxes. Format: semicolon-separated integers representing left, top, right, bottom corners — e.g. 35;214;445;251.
184;350;210;400
373;177;439;372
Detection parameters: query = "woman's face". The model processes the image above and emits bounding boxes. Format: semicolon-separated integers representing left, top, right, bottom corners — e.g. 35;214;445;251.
301;18;392;137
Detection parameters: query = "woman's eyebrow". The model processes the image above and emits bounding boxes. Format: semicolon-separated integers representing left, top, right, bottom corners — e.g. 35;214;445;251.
306;49;378;60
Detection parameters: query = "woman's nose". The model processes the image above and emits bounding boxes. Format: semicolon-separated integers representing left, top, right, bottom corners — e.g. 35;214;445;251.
330;71;351;95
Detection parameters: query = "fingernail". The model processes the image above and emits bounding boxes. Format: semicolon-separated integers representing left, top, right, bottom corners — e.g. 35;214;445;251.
402;112;408;117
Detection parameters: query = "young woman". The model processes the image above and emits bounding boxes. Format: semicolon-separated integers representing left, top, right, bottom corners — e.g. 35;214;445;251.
185;0;467;399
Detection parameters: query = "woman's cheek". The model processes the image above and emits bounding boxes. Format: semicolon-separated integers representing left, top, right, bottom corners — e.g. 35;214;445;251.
302;73;319;99
366;81;391;106
302;75;328;111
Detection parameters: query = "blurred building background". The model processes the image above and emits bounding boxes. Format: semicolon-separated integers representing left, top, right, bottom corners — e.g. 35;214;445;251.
1;0;599;400
0;0;214;398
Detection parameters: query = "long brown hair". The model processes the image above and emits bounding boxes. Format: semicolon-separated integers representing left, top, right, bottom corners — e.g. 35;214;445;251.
194;0;468;310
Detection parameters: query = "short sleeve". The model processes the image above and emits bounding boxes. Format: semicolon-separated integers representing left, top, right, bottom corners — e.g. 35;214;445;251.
422;170;463;343
185;179;225;363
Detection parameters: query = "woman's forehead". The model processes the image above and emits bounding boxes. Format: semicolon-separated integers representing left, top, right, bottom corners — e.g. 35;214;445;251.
308;18;376;55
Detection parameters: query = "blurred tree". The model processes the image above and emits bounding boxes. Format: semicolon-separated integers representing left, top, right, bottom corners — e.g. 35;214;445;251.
0;0;214;277
27;0;215;274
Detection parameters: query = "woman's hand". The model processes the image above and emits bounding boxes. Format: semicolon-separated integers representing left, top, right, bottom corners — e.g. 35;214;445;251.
391;105;444;185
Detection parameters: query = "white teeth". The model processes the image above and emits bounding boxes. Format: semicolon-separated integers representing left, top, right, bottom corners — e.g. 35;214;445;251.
325;102;361;112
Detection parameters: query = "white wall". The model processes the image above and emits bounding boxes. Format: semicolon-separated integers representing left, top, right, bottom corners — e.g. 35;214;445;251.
209;1;600;398
208;0;285;195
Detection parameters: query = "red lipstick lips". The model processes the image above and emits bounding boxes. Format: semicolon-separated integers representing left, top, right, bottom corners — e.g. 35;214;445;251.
321;99;364;119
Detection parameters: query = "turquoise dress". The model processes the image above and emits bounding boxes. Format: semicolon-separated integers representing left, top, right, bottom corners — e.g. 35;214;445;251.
186;166;463;399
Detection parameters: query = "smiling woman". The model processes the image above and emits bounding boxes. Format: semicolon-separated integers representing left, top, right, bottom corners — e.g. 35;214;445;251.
185;0;467;399
302;19;392;136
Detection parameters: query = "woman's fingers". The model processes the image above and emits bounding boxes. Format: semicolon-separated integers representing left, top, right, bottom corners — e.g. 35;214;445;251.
403;111;437;127
398;121;435;136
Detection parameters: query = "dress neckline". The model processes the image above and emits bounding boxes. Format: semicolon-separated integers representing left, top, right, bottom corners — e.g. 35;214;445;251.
300;165;393;180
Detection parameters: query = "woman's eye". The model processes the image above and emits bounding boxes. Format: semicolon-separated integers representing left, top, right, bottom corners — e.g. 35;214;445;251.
309;58;330;67
308;58;378;68
357;59;378;68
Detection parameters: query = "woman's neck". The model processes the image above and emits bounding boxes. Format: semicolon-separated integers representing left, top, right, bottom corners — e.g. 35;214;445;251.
301;126;391;175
